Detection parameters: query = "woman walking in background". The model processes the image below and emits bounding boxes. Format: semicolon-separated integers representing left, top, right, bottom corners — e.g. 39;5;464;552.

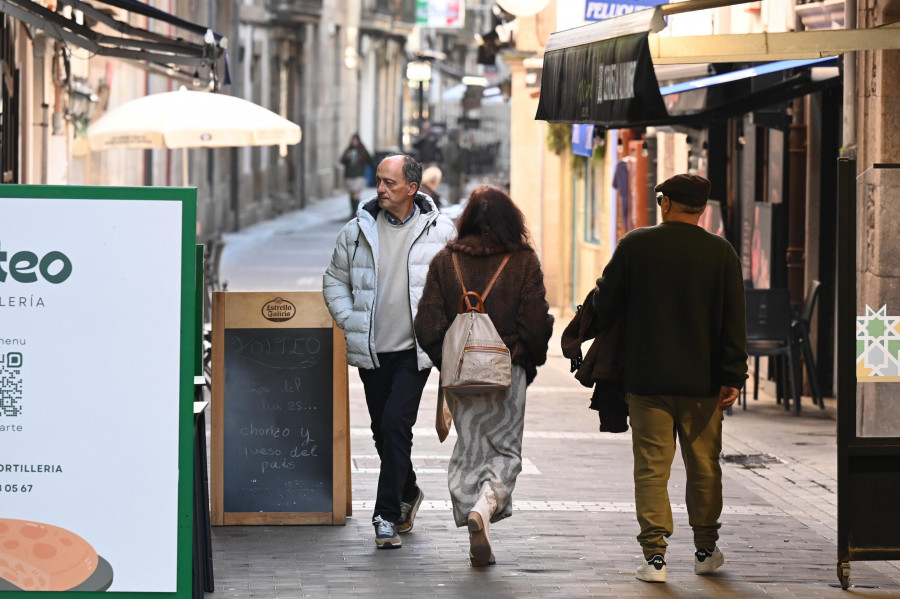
339;133;373;218
414;186;553;566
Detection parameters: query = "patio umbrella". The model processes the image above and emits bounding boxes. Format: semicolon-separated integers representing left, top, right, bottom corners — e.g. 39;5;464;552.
87;87;302;184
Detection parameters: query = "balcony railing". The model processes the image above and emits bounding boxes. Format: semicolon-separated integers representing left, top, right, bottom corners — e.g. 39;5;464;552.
795;0;844;30
361;0;415;27
265;0;324;20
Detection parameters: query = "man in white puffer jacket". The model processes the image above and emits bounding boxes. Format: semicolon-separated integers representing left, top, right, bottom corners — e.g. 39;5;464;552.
323;153;456;549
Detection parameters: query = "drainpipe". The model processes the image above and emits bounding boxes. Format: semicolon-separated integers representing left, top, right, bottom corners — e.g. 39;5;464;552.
51;43;65;137
787;98;807;305
33;37;50;183
229;0;242;234
570;168;578;312
537;121;544;257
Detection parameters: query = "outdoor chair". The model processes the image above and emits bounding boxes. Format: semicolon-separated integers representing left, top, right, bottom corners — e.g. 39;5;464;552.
792;280;824;409
742;288;804;415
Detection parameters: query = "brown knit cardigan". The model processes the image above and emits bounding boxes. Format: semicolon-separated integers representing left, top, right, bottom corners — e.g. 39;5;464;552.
414;235;554;385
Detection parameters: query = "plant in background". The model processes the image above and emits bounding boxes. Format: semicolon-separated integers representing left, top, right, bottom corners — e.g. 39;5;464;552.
546;123;570;155
546;123;606;174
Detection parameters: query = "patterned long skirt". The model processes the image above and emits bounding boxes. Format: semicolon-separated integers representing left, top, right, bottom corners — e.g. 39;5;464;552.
445;365;528;527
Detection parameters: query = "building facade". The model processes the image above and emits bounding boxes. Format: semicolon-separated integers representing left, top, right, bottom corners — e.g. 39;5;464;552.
513;0;899;427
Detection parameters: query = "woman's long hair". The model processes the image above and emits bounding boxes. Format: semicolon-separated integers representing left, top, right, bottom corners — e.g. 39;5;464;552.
349;133;370;158
456;186;532;252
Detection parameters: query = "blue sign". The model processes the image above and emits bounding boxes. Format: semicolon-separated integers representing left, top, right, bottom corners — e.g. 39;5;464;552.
572;124;595;157
585;0;666;22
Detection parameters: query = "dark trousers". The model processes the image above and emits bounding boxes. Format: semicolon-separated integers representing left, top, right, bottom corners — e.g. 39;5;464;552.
358;348;430;524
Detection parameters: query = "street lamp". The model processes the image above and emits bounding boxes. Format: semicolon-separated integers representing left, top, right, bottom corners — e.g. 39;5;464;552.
66;77;98;138
406;60;432;133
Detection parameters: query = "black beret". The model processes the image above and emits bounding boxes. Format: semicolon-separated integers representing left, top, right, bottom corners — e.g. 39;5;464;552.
654;174;711;207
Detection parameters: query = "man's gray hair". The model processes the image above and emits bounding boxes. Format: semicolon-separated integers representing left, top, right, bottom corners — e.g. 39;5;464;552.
382;152;422;187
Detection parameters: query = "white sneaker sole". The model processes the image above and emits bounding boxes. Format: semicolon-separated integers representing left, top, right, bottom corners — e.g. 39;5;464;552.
635;567;666;583
375;537;401;549
636;558;667;583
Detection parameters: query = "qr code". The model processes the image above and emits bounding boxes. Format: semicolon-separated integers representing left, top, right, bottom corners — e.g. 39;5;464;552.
0;352;23;417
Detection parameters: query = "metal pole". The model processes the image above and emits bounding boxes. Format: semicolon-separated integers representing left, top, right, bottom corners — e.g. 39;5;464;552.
835;156;855;585
659;0;759;16
230;0;242;233
787;98;807;304
418;80;424;133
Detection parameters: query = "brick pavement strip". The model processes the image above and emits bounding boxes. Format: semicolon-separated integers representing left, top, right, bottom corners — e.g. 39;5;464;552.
209;379;900;598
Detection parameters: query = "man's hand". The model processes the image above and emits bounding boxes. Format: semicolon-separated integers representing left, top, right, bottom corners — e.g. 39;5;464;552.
718;386;739;411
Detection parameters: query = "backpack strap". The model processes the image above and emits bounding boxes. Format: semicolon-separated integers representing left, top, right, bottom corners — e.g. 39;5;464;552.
451;252;511;313
481;254;511;302
451;251;468;295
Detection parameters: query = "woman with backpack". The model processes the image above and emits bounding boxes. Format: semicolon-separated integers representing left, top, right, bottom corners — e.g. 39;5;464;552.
414;186;554;566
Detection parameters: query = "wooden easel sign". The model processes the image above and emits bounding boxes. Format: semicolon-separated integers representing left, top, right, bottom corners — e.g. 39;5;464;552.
210;291;349;525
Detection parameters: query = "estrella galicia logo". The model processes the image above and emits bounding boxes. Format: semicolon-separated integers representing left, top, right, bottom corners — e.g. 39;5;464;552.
262;297;296;322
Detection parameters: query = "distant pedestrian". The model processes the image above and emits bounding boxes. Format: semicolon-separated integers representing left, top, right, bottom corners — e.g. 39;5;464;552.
442;129;466;205
414;186;553;566
339;133;374;219
413;122;441;168
323;153;456;549
590;174;747;583
420;165;443;207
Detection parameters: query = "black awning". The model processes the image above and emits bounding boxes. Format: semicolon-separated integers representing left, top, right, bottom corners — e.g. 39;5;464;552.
535;30;842;130
535;31;668;125
0;0;225;86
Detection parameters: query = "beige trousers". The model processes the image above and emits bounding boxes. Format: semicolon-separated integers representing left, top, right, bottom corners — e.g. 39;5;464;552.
627;393;724;559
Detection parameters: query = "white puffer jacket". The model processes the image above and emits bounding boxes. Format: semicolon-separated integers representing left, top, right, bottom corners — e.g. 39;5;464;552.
322;193;457;369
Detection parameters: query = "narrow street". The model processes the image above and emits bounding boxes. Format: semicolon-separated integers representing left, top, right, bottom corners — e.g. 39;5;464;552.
208;193;900;598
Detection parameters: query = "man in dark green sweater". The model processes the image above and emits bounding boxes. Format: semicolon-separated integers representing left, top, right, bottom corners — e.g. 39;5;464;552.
591;173;747;583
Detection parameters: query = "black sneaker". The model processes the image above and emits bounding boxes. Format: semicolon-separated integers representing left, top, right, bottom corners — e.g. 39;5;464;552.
398;488;424;534
636;554;666;582
373;516;401;549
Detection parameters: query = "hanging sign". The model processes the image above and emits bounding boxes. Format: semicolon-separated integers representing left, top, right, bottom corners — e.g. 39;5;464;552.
585;0;667;22
416;0;465;28
0;186;196;596
535;32;668;125
572;124;595;157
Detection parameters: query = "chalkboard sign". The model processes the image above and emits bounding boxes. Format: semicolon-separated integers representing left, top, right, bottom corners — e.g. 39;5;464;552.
211;291;349;525
223;328;333;512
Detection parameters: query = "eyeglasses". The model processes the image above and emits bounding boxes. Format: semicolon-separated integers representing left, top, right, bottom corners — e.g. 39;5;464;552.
656;193;664;206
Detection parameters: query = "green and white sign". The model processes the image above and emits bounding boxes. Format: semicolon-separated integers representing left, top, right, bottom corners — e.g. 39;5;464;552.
416;0;464;28
0;186;196;597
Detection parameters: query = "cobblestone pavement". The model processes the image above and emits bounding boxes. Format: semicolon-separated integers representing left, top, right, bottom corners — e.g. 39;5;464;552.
208;193;900;598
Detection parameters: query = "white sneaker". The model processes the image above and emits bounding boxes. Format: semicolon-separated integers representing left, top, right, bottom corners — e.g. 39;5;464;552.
694;547;724;574
373;516;401;549
636;554;666;582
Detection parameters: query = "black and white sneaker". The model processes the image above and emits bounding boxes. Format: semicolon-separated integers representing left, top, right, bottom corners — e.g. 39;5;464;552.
398;488;424;534
636;554;666;582
694;546;724;574
373;516;401;549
